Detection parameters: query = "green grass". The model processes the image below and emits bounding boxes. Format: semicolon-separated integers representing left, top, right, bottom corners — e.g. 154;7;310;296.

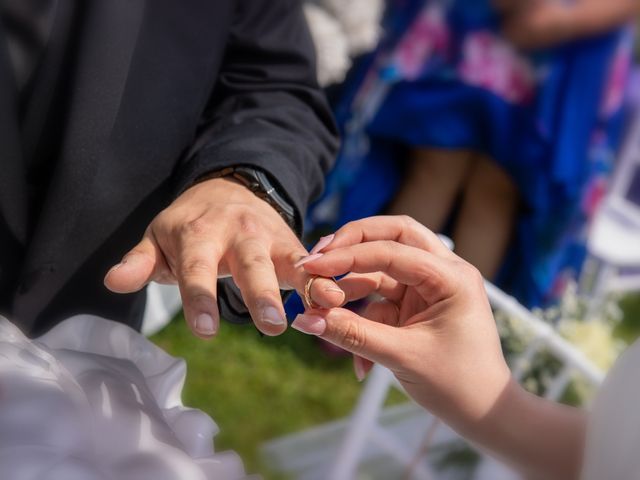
152;294;640;478
151;315;367;476
616;294;640;343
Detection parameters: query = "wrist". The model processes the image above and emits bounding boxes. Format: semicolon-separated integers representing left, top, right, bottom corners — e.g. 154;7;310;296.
194;166;298;232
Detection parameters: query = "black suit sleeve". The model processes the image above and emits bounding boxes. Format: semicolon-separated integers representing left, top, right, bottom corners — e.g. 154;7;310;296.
175;0;338;229
173;0;339;324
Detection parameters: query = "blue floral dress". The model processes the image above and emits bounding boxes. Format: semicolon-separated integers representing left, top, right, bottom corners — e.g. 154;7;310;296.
306;0;634;308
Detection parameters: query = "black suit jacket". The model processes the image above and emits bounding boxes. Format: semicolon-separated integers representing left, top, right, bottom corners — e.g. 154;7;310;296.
0;0;338;336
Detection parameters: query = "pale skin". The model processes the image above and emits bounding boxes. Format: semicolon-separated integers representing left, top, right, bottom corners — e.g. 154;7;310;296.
292;216;587;480
103;177;345;338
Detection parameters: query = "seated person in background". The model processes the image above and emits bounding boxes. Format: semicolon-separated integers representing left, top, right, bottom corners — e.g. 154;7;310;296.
293;216;640;480
312;0;638;307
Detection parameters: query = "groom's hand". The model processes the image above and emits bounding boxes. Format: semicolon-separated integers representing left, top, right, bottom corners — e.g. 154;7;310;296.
104;177;344;338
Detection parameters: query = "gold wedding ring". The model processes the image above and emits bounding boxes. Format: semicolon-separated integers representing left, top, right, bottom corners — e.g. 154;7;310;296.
303;276;321;310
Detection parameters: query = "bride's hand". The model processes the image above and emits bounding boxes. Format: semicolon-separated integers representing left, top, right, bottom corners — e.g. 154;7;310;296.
293;216;512;430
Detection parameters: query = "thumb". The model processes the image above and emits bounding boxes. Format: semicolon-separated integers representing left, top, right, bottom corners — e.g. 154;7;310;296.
291;308;402;368
104;235;162;293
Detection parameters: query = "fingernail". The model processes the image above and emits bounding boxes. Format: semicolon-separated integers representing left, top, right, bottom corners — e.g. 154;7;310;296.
310;234;335;255
262;306;287;326
324;286;346;304
105;258;128;277
324;285;344;295
354;358;367;382
292;314;326;335
195;313;217;335
105;264;122;279
294;253;323;269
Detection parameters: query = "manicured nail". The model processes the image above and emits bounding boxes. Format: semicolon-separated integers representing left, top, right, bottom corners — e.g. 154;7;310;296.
292;314;326;335
294;253;323;269
310;234;335;255
354;358;367;382
195;313;217;335
262;306;287;326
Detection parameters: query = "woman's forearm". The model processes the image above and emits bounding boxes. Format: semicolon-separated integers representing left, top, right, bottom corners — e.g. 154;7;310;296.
456;379;587;480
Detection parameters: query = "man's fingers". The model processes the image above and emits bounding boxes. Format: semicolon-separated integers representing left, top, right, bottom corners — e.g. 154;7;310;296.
175;240;221;339
229;238;288;336
104;234;163;293
281;249;345;309
306;276;346;309
291;308;403;367
323;216;453;258
338;272;406;303
303;242;455;305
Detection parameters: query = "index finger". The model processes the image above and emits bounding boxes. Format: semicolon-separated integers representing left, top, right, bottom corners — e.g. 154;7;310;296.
323;216;454;258
303;241;455;305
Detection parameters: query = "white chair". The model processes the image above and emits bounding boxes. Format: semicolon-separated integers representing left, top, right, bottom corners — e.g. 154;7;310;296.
327;281;604;480
580;90;640;313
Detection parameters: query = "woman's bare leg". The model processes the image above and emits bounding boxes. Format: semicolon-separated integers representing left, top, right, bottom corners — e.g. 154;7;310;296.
388;148;473;231
453;156;519;280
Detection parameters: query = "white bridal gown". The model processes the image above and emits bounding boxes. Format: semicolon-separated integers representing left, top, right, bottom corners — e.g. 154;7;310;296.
0;316;252;480
582;340;640;480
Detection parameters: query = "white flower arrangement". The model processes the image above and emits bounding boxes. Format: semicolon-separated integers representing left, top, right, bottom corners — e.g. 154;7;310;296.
496;282;626;404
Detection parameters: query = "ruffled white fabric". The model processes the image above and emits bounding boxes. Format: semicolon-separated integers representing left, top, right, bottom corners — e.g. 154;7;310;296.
582;340;640;479
0;316;250;480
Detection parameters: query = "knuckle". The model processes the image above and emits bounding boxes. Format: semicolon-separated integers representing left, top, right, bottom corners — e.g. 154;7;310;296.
343;220;358;231
463;261;483;281
380;241;396;268
338;320;366;353
181;217;210;237
238;212;260;235
253;290;281;305
342;219;363;239
457;261;483;287
180;258;213;279
398;214;416;229
237;249;273;271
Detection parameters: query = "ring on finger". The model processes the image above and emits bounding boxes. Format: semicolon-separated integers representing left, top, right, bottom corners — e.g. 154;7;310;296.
303;276;322;310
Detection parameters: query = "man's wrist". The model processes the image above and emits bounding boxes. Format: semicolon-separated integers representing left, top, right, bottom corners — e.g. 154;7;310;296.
194;166;298;232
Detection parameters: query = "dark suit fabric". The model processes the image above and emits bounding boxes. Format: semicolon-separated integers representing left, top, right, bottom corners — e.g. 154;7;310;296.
0;0;338;336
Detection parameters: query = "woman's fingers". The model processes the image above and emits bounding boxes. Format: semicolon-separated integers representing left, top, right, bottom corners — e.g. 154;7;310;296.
321;216;454;258
304;241;455;305
351;299;403;380
281;250;346;309
291;308;405;368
